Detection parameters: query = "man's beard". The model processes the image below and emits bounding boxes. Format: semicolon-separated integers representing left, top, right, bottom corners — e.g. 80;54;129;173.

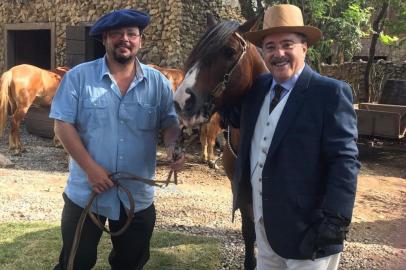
113;51;134;64
112;42;135;64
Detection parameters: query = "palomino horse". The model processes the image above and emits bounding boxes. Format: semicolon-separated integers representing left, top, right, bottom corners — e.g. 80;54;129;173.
0;64;69;154
148;63;224;167
173;15;268;270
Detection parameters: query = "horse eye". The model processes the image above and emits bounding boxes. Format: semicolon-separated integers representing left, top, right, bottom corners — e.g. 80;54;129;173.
221;47;236;58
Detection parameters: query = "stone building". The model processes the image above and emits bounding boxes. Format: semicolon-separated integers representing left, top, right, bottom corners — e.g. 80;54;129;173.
353;37;406;63
0;0;243;72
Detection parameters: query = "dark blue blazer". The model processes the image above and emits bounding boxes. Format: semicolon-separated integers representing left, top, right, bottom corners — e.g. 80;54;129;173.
233;65;360;259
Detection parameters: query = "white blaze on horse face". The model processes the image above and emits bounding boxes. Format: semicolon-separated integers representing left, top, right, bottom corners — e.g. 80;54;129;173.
173;63;199;110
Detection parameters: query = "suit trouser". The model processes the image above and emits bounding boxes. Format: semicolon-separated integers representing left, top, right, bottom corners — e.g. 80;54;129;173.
54;193;156;270
255;218;340;270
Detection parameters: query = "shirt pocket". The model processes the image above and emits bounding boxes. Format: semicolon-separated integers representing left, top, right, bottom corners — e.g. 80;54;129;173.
121;102;158;131
79;97;109;128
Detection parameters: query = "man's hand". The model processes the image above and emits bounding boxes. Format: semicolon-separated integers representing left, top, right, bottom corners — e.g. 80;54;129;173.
300;211;350;260
86;163;114;194
54;120;114;194
165;145;185;172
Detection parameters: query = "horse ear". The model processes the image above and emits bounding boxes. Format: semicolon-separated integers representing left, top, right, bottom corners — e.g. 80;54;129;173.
206;13;218;28
238;14;262;34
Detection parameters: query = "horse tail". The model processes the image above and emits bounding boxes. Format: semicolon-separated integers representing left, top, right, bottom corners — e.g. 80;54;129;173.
0;70;12;137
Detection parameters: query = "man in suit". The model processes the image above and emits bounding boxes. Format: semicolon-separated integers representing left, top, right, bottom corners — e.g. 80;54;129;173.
232;4;360;269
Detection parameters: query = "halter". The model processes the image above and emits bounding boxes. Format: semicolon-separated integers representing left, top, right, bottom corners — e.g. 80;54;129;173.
211;32;248;98
201;32;248;121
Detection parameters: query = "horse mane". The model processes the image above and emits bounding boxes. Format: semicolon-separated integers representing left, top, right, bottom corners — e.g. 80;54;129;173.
184;20;240;72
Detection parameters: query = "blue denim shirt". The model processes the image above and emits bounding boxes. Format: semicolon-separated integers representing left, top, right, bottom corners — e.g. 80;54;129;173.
50;57;178;220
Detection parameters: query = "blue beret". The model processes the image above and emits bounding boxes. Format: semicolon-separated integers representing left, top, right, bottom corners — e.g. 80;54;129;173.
89;9;150;37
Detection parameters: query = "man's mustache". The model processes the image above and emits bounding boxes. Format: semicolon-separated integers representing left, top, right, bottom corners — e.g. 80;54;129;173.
114;42;131;49
270;57;289;65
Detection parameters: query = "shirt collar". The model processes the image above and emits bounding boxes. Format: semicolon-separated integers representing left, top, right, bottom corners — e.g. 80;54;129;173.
100;55;148;83
271;65;305;92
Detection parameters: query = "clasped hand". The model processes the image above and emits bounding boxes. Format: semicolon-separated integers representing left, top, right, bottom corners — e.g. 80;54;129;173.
87;163;114;194
165;145;185;172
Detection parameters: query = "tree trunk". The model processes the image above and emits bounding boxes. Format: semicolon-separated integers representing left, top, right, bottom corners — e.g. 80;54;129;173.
363;1;389;103
238;0;256;19
256;0;264;15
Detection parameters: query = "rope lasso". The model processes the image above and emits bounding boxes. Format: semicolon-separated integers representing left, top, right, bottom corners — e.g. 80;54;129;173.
67;169;177;270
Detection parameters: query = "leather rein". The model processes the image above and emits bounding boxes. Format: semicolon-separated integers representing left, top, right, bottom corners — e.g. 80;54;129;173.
67;170;178;270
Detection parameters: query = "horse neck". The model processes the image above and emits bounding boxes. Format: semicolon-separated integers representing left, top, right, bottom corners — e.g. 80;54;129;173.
228;45;267;106
226;46;267;146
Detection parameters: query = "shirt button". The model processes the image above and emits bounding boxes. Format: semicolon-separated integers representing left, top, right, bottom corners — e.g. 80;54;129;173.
120;120;124;124
266;122;270;126
119;156;123;160
120;138;124;142
262;148;267;154
259;178;262;182
259;163;263;168
263;137;267;141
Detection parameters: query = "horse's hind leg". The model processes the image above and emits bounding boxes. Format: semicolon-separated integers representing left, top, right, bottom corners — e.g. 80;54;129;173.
240;204;256;270
9;108;27;155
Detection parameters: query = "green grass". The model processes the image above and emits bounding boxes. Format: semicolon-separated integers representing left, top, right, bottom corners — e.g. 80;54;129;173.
0;222;220;270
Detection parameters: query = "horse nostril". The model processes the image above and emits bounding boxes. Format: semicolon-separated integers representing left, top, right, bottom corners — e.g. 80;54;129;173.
174;101;182;114
184;88;196;113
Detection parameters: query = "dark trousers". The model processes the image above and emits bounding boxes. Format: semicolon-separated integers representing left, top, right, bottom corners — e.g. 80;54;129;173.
54;193;156;270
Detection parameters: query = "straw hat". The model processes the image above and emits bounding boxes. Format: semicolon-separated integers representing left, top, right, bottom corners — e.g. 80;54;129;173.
244;4;322;47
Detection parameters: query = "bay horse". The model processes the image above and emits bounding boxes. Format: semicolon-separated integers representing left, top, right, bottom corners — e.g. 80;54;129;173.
173;15;269;270
148;63;224;167
0;64;69;155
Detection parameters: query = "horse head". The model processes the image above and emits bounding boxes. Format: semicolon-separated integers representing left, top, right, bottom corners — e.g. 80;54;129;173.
173;14;267;127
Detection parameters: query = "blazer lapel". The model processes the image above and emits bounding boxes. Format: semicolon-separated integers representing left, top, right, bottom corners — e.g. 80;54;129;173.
268;65;314;157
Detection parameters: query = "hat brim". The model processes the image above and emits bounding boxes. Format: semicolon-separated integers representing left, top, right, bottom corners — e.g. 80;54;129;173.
244;26;322;47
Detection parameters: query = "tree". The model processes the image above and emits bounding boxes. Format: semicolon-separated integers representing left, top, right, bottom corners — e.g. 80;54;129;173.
361;0;406;102
237;0;372;69
362;1;389;102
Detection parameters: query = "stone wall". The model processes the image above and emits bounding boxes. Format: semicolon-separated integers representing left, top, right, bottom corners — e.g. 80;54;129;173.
0;0;243;72
320;61;406;102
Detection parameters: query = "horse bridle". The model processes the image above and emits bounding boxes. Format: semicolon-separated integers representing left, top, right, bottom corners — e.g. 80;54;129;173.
202;32;247;120
211;32;248;98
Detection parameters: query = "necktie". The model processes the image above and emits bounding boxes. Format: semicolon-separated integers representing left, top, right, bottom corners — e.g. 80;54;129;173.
269;84;284;114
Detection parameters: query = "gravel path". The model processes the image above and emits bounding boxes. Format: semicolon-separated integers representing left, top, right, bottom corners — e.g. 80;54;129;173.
1;124;405;269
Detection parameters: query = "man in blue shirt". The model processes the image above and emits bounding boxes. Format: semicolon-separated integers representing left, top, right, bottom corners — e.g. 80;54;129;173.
50;9;184;270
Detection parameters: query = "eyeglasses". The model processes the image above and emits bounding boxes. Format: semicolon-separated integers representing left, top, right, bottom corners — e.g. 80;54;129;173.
107;30;142;40
263;42;304;53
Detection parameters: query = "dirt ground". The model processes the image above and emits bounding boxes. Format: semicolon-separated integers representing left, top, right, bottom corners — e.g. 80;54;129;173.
0;126;405;269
